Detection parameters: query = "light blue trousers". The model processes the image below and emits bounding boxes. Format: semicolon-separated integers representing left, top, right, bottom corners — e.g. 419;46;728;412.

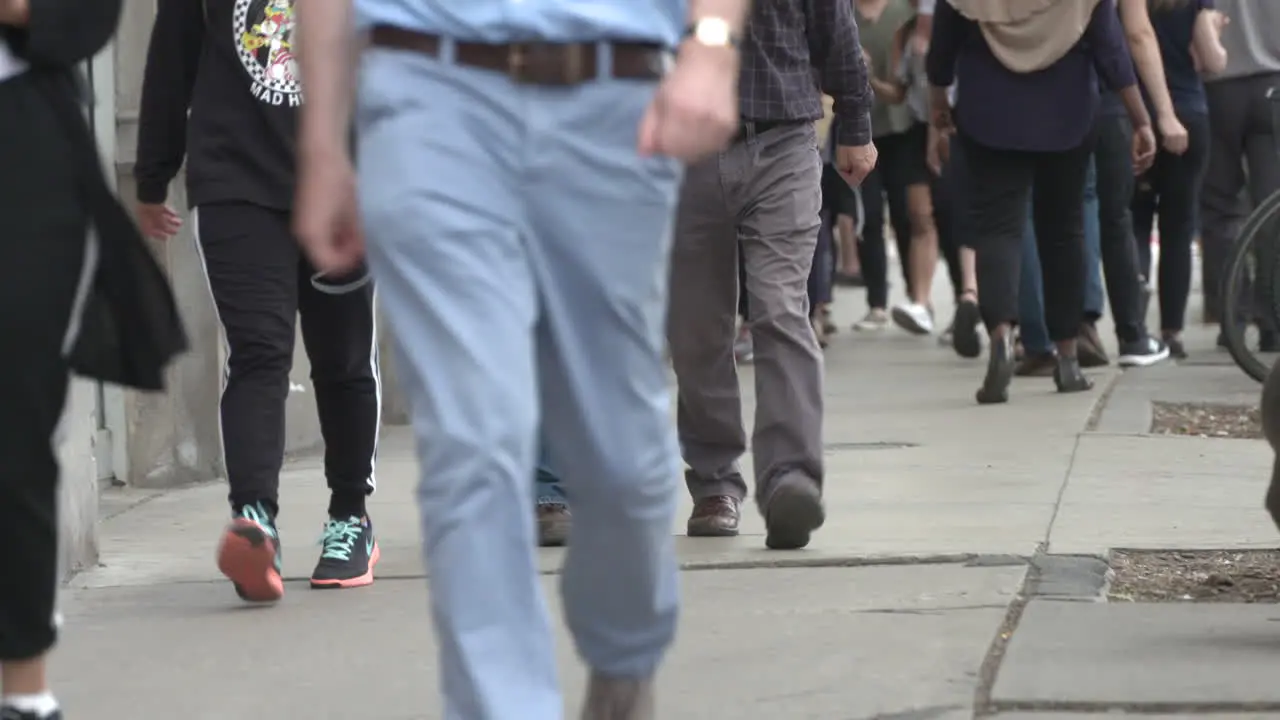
355;47;683;720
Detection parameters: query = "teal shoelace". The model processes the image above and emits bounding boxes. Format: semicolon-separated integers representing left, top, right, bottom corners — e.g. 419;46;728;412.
319;517;364;561
240;502;282;571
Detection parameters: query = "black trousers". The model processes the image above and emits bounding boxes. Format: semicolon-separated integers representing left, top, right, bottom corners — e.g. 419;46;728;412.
961;131;1092;340
195;202;379;518
1134;112;1212;333
859;132;915;309
1093;114;1148;343
932;137;969;298
1202;73;1280;324
0;76;90;660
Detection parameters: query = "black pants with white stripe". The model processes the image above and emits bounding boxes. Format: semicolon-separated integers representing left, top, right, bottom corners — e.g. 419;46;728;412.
0;75;89;660
195;202;379;519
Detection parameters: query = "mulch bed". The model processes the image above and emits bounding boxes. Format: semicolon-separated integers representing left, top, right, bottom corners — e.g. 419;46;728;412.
1108;550;1280;603
1149;401;1262;440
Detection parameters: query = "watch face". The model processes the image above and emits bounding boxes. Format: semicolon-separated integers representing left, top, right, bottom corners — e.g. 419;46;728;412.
696;18;731;46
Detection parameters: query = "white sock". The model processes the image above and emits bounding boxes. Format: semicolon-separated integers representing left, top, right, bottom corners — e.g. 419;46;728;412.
2;692;59;717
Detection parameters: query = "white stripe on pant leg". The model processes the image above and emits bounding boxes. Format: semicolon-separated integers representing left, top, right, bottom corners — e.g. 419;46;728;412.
191;207;233;488
366;290;381;494
51;228;102;636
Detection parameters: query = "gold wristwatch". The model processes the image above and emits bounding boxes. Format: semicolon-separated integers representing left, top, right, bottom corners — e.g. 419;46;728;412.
685;17;739;49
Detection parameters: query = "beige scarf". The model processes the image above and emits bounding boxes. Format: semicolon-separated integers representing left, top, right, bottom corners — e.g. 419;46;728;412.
947;0;1104;73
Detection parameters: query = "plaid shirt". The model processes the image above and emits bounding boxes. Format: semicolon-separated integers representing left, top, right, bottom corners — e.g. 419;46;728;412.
738;0;874;146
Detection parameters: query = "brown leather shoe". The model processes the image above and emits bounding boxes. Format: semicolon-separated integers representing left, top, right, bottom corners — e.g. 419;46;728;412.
537;504;571;547
581;674;654;720
686;495;741;537
1015;351;1057;377
1078;322;1110;368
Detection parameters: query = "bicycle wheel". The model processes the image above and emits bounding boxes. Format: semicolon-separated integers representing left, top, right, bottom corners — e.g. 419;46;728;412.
1222;188;1280;383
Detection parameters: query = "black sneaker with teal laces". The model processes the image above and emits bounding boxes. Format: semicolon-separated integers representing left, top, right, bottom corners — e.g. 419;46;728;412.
310;515;379;589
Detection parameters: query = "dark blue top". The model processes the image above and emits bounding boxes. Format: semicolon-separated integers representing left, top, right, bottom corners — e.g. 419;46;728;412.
927;0;1138;152
1149;0;1213;116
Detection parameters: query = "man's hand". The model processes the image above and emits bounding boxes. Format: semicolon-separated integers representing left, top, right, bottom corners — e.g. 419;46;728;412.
136;203;183;240
294;144;365;274
637;42;739;161
1157;113;1189;155
1132;123;1158;174
836;143;877;186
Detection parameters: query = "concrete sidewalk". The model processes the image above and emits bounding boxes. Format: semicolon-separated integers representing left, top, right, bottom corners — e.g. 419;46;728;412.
52;280;1279;719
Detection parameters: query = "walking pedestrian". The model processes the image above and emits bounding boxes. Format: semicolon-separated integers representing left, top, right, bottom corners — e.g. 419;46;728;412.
667;0;876;550
1;0;186;716
1133;0;1228;359
927;0;1158;405
294;0;746;716
1201;0;1280;342
852;0;916;332
134;0;383;603
1088;0;1181;369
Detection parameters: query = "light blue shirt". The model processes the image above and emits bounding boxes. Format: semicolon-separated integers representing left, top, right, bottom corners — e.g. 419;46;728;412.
354;0;687;48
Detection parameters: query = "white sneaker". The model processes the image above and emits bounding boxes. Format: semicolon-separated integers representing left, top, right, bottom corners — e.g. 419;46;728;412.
853;309;889;332
891;302;934;335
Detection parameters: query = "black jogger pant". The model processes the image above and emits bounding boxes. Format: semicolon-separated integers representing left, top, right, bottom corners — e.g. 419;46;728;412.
195;202;379;519
961;131;1093;340
0;76;90;661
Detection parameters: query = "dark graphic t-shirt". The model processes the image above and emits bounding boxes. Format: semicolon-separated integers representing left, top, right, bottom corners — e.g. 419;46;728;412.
135;0;301;211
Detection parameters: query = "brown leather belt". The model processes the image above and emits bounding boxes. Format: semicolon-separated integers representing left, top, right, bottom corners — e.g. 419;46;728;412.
366;25;670;86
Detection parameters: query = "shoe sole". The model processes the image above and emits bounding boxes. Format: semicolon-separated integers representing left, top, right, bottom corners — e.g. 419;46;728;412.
891;306;932;336
310;544;380;589
217;519;283;603
952;301;982;359
764;481;825;550
686;520;740;538
1117;346;1171;367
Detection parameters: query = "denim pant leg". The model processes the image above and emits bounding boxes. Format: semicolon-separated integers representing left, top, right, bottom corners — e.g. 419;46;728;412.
535;443;567;506
1083;157;1104;317
1019;198;1053;354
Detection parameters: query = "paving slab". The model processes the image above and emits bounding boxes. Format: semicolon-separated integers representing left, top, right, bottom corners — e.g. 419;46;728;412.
1048;434;1277;555
995;715;1280;720
53;564;1021;719
992;600;1280;707
1093;362;1261;435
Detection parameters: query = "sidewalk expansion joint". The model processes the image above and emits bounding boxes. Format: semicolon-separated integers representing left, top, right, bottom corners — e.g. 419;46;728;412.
988;700;1280;714
973;544;1044;718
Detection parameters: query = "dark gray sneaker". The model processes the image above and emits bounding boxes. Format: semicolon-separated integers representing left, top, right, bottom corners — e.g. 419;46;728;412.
1117;335;1170;367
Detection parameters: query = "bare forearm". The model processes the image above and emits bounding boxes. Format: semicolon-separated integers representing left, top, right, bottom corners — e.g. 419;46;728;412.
295;0;357;154
1120;0;1175;121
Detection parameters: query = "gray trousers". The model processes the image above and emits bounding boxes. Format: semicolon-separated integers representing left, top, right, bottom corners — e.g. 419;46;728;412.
1201;72;1280;318
668;122;824;504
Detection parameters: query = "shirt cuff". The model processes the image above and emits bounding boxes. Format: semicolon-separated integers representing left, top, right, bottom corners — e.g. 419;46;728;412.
135;179;170;205
834;110;872;146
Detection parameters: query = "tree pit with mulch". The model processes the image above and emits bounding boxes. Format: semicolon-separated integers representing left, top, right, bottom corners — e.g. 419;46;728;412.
1149;401;1262;439
1108;550;1280;603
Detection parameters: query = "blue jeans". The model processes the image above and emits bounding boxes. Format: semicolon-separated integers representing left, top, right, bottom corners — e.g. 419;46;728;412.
1019;158;1104;354
536;447;567;505
357;48;681;719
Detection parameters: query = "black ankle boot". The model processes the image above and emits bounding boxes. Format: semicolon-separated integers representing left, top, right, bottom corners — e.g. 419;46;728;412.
976;333;1015;404
1053;355;1094;393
